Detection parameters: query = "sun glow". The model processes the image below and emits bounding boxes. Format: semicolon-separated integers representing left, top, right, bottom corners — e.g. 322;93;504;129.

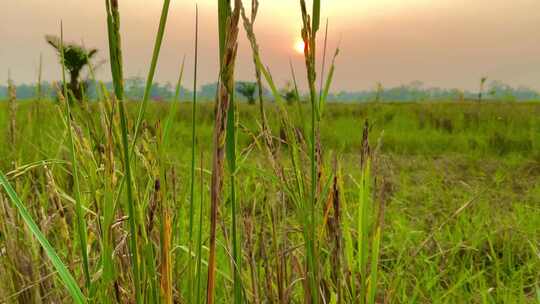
294;40;305;54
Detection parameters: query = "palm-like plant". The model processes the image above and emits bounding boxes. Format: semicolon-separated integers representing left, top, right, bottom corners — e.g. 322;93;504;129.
45;35;97;101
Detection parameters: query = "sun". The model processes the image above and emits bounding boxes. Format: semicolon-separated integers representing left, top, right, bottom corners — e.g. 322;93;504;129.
294;40;305;54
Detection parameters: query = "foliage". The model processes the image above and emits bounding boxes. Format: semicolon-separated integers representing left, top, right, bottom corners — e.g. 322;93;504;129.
45;35;98;101
3;80;538;102
1;0;539;303
0;101;538;303
235;81;257;104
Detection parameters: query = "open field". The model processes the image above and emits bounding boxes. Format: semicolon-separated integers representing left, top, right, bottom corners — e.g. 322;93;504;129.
2;0;540;303
1;100;539;303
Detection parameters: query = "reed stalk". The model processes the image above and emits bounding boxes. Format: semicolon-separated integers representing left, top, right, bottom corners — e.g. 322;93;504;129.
208;1;242;303
187;5;199;303
240;0;267;132
59;22;91;291
299;1;321;301
104;1;142;303
195;148;205;304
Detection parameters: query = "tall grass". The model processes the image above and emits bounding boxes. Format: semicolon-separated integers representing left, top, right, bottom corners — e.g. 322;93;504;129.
299;1;322;301
187;5;199;303
58;21;91;291
208;1;242;303
0;0;496;304
104;1;143;302
0;172;86;303
104;0;171;302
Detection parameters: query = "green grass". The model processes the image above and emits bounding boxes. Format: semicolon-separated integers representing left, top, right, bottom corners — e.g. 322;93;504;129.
0;2;538;303
0;100;538;303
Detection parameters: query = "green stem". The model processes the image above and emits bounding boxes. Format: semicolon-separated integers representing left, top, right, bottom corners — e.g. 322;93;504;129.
59;21;91;291
188;6;199;303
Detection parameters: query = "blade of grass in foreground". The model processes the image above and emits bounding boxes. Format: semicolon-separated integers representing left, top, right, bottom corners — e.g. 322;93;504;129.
0;171;85;304
59;21;91;291
206;0;240;304
131;0;171;151
109;0;172;239
299;0;322;301
105;1;142;303
223;3;242;302
195;149;205;304
187;5;199;304
208;1;242;303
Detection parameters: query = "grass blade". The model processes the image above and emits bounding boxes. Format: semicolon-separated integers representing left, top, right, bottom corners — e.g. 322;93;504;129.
131;0;171;150
104;1;142;303
367;227;381;304
0;171;86;304
187;6;199;303
208;1;242;303
59;21;91;291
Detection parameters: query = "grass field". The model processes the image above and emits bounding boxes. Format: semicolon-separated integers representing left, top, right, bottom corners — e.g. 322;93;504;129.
1;0;540;303
0;100;539;303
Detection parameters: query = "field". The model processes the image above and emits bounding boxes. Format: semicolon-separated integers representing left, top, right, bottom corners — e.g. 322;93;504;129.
2;0;540;303
0;100;539;303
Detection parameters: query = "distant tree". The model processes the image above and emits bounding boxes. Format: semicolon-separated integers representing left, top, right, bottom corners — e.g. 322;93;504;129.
478;76;488;102
45;35;98;102
236;82;257;104
281;81;297;105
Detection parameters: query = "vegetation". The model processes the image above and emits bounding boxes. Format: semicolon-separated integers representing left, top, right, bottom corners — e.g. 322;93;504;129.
1;99;539;302
235;82;257;105
45;35;98;101
1;1;539;304
3;79;540;103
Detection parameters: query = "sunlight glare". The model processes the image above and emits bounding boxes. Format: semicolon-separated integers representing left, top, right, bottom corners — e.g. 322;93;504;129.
294;40;305;54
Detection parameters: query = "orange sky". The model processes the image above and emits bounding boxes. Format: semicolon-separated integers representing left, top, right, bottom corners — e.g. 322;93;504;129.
2;0;540;91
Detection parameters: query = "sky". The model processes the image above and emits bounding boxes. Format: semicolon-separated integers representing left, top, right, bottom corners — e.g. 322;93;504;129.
1;0;540;91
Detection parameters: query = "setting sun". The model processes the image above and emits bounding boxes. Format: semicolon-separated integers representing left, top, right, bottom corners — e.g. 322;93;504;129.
294;40;305;54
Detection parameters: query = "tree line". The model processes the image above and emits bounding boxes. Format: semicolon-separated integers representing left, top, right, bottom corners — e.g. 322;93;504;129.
2;79;539;102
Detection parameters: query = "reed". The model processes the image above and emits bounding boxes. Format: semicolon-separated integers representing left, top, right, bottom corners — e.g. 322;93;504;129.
299;1;322;301
58;22;91;291
208;1;242;303
240;0;267;132
187;5;199;303
195;148;205;304
104;1;142;303
104;1;171;302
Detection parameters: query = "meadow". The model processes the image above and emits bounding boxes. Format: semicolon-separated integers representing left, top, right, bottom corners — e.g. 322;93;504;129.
0;100;539;303
1;0;540;303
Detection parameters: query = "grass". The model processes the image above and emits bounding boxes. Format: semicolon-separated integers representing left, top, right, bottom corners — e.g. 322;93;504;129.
1;0;539;303
59;21;91;292
207;1;242;303
0;100;539;302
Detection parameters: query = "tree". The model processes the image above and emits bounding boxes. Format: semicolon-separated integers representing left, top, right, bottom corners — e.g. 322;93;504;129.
478;76;487;102
281;81;297;105
45;35;98;102
236;81;257;104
